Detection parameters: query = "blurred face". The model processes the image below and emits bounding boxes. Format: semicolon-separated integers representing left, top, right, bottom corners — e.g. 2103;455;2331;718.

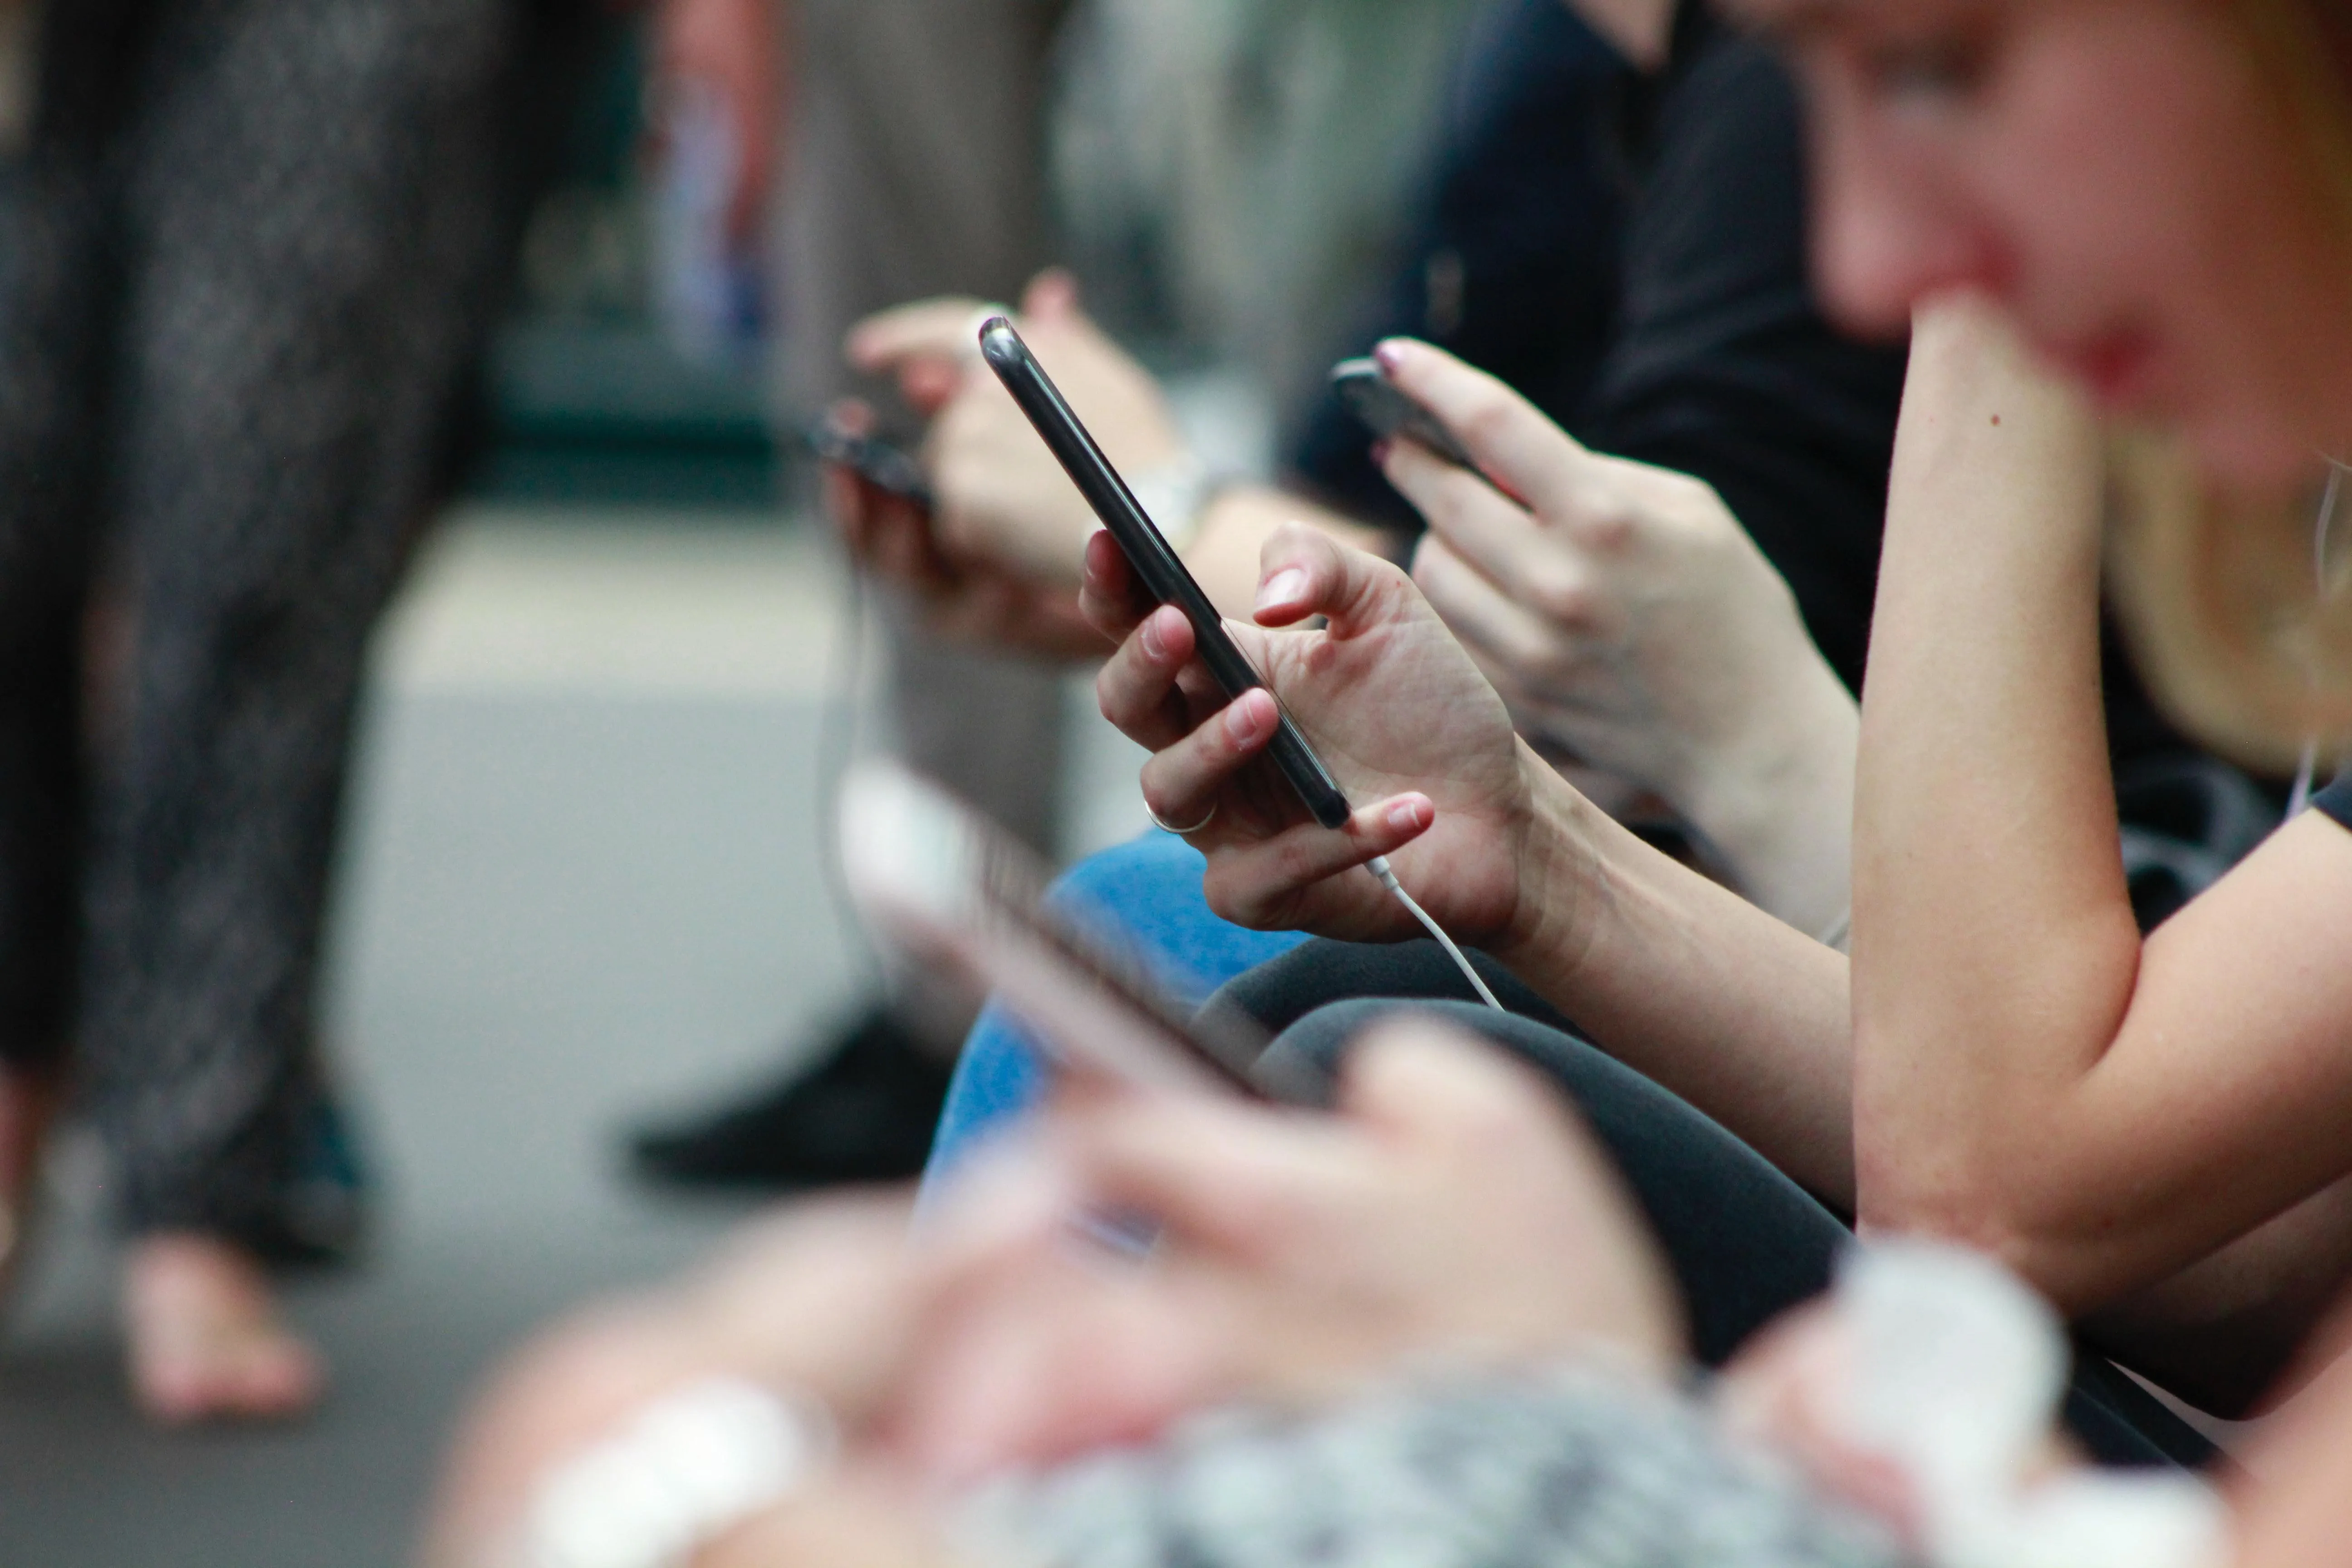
1727;0;2352;489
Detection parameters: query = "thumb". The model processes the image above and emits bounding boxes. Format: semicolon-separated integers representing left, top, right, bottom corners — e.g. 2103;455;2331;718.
1022;267;1083;324
1251;521;1424;639
1338;1020;1579;1161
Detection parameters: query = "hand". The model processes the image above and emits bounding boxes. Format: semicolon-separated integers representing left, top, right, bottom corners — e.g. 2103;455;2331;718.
822;401;1109;658
1079;519;1552;945
423;1196;943;1568
848;271;1190;585
1375;338;1859;935
893;1021;1689;1481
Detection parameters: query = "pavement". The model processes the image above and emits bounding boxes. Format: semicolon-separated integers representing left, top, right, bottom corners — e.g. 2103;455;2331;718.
0;507;934;1567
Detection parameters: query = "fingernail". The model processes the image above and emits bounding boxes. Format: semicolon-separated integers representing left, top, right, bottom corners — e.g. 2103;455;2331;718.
1256;568;1310;614
1387;797;1430;833
1373;339;1408;375
1141;612;1169;660
1226;693;1271;745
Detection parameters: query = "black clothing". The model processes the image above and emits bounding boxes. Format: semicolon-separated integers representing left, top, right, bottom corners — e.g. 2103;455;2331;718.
0;0;575;1254
1289;1;1903;693
2315;773;2352;833
1219;951;2216;1473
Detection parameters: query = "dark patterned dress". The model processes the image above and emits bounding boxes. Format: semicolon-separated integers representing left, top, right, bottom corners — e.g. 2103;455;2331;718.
0;0;575;1257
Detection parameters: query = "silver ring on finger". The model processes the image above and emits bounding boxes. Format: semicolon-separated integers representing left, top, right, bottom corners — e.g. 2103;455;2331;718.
1147;799;1219;837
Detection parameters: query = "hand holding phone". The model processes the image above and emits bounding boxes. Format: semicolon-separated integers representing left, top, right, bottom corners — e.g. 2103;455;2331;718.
979;317;1354;830
804;416;935;511
1331;357;1480;470
840;763;1326;1105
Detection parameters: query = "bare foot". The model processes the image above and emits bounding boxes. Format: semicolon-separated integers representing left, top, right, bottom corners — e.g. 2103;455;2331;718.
123;1234;325;1425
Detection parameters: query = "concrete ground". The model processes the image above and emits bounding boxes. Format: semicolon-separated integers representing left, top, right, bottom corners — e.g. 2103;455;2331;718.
0;507;1120;1567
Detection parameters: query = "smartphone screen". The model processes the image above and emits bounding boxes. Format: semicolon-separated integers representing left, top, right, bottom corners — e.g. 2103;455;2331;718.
840;763;1328;1106
977;317;1353;831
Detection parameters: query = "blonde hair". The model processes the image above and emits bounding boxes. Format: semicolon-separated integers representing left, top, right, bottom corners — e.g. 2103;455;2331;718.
2101;0;2352;771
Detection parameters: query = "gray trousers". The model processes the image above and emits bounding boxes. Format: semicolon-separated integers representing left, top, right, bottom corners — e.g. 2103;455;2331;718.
0;0;555;1254
772;0;1076;856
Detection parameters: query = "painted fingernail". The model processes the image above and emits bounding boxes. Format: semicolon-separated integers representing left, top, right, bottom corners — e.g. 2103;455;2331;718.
1256;567;1310;614
1387;797;1431;833
1373;339;1408;375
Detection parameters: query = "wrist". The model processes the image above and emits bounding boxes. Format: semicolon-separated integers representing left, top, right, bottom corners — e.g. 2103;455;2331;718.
1675;658;1859;939
1126;453;1222;554
1487;745;1611;986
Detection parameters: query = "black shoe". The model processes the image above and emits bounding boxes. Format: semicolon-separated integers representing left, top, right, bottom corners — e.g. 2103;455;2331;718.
627;1007;954;1191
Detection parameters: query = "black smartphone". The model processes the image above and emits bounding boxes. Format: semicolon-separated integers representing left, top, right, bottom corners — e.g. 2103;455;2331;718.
802;418;935;511
1330;358;1478;470
978;316;1353;831
841;762;1328;1106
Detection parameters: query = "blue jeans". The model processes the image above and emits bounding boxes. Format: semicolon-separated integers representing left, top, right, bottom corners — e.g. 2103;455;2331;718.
920;832;1308;1192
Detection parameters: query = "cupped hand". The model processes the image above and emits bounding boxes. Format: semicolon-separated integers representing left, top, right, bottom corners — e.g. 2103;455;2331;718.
423;1196;941;1568
821;400;1108;658
892;1021;1689;1481
1375;338;1853;827
1079;520;1545;945
848;270;1189;585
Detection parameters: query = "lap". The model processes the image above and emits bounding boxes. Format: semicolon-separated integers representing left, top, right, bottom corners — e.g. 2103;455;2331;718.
1263;990;2212;1471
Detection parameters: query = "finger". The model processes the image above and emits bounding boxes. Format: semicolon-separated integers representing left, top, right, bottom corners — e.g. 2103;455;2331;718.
846;296;994;371
1094;603;1201;751
824;466;876;559
1136;687;1281;831
1385;444;1604;636
1372;338;1602;520
899;356;966;416
827;397;878;437
1020;267;1081;323
1049;1092;1362;1259
1410;535;1577;674
1250;521;1424;639
1078;529;1157;642
1202;795;1436;928
1335;1020;1583;1154
870;489;957;590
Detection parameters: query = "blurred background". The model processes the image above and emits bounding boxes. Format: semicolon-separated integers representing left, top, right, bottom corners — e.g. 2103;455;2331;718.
0;1;1482;1559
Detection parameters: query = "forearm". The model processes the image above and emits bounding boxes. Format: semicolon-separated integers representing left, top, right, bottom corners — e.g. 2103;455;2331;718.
2084;1176;2352;1417
1677;652;1859;946
1495;759;1857;1206
1184;487;1392;622
1850;300;2141;1243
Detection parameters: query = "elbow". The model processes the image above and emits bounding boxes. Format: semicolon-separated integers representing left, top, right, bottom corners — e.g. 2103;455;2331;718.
1854;1143;2085;1304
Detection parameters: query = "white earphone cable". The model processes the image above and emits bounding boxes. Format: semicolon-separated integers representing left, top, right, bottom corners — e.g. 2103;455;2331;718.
1366;854;1505;1011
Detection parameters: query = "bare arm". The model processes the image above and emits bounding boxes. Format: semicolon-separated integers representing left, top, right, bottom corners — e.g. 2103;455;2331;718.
1494;769;1859;1204
1852;299;2352;1332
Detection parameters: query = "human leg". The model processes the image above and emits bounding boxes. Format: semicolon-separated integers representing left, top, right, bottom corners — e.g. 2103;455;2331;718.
923;831;1309;1191
637;0;1083;1190
1269;996;2213;1470
86;0;533;1419
0;4;137;1279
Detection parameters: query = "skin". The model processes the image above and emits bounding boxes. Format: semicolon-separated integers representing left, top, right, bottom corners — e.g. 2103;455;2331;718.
427;1025;1693;1567
1078;304;2352;1416
1687;0;2352;1412
1080;0;2352;1416
1728;0;2352;489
